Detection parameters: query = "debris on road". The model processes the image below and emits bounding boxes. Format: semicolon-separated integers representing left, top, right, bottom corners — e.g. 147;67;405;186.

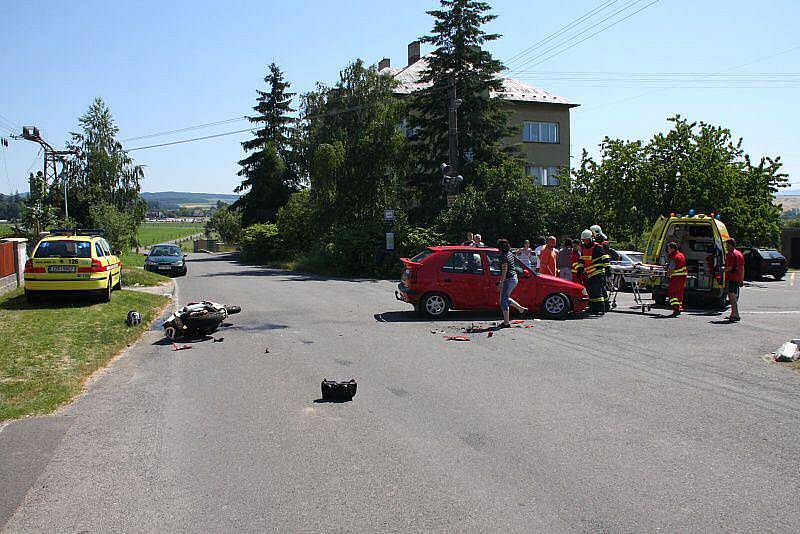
443;335;471;341
773;341;799;362
265;347;270;353
487;331;493;338
321;379;357;401
162;301;242;340
171;343;192;351
213;337;224;343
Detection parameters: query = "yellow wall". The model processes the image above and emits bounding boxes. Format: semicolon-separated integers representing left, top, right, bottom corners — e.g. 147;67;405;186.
503;101;573;171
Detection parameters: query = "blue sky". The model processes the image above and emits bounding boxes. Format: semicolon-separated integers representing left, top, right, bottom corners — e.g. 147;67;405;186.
1;0;798;195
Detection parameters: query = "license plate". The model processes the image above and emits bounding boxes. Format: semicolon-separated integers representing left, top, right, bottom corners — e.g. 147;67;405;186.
158;265;172;270
48;265;76;273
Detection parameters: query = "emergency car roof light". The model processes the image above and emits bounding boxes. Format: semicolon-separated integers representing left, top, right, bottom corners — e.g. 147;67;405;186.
76;228;106;236
50;228;76;236
670;212;676;217
716;214;721;220
689;209;696;216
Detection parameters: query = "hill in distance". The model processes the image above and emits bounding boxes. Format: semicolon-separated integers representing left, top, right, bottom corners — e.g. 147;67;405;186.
141;191;239;209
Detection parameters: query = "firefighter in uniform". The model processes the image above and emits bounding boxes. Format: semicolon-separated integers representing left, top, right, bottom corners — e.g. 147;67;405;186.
590;225;617;312
665;241;688;317
575;229;611;314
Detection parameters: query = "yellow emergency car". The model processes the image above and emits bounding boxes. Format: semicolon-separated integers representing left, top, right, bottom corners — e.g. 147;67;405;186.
644;212;731;307
24;230;122;302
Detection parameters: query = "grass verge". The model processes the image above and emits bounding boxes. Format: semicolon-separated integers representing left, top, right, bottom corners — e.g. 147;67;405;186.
0;289;168;421
137;222;202;247
122;267;171;287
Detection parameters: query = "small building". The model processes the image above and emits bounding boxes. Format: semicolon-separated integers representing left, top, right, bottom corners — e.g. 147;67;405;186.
378;41;579;186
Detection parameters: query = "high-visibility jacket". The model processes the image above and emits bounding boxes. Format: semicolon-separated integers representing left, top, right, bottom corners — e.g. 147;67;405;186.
577;243;610;279
668;250;688;277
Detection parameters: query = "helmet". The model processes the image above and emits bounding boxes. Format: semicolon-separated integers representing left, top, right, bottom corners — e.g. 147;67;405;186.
589;224;602;235
581;229;593;240
126;310;142;327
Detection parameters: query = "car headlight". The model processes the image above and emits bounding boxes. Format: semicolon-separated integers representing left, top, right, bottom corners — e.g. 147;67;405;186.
581;288;588;297
145;260;155;266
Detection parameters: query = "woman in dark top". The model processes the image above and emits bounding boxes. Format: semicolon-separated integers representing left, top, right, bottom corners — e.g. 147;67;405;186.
497;239;528;327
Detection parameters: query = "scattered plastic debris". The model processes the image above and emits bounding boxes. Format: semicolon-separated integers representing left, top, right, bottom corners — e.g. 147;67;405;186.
487;332;493;338
171;343;192;351
265;347;270;354
511;320;525;324
444;335;471;341
213;337;224;343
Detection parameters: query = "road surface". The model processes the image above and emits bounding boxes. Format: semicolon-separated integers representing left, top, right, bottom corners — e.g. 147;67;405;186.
3;253;800;532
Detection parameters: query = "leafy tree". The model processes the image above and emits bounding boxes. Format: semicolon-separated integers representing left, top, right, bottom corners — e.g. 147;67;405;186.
89;203;136;252
235;63;297;225
572;116;789;246
206;206;242;244
408;0;515;221
62;98;146;230
302;59;408;229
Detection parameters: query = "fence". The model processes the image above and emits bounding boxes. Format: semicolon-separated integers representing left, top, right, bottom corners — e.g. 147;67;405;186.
0;239;27;296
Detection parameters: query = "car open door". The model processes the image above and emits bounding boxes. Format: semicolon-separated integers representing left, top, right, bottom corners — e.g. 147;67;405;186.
644;215;668;264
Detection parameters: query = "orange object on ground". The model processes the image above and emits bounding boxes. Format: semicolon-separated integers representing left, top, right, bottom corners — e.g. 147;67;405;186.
443;335;471;341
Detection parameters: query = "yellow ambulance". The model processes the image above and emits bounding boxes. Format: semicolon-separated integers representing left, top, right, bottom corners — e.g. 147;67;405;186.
644;212;731;307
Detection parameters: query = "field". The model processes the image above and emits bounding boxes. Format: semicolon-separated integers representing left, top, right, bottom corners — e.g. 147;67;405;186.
137;222;203;247
0;289;168;421
0;223;13;237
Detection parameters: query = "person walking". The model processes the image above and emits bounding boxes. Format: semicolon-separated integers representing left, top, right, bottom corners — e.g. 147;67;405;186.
557;238;573;281
496;239;528;327
724;238;745;321
665;242;688;317
538;236;558;276
516;239;535;269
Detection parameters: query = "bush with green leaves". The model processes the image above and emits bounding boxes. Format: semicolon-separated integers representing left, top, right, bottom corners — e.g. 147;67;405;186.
239;223;282;263
89;203;137;252
276;189;316;247
206;207;242;244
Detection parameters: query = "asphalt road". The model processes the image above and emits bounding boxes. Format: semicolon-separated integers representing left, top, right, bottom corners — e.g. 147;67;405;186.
3;253;800;532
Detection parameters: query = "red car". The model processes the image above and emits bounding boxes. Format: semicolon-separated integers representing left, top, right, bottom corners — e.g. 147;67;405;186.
395;246;589;319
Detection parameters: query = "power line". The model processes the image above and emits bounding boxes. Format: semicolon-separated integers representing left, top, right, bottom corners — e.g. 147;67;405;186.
504;0;621;68
507;0;659;73
127;127;255;151
25;147;43;175
579;43;800;113
120;116;248;142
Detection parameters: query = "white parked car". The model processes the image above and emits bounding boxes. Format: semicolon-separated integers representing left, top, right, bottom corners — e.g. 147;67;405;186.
613;250;646;291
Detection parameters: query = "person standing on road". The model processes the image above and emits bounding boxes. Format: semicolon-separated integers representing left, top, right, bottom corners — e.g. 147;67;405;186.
576;229;610;314
665;242;688;317
557;238;573;281
725;238;745;321
496;239;528;327
516;239;535;269
538;236;558;276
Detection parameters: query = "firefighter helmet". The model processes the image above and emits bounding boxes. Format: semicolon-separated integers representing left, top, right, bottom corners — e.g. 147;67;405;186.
581;229;593;240
590;224;602;235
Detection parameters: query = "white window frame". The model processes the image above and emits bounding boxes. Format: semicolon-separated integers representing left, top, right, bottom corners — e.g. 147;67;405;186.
524;165;562;187
522;121;560;144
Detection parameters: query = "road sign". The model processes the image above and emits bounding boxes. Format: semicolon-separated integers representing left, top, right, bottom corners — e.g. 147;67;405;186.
383;209;396;222
386;232;395;251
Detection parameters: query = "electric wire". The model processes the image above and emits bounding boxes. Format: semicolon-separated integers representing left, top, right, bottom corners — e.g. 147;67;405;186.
504;0;621;68
120;116;249;142
507;0;660;73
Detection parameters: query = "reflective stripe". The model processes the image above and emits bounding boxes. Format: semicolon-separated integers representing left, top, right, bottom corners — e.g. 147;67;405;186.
590;297;606;303
671;268;688;276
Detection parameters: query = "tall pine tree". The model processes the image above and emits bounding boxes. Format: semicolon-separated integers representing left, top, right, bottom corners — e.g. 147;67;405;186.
408;0;515;220
235;63;297;226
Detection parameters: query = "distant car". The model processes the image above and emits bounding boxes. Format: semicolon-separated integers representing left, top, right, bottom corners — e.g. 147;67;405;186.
741;247;787;280
395;246;589;319
24;231;121;302
613;250;645;290
144;244;187;276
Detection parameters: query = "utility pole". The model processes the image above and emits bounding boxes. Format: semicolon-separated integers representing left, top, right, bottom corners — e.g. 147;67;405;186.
447;74;460;172
13;126;76;227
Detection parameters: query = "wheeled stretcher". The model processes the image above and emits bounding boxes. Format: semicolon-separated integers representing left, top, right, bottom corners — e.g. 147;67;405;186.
608;263;667;313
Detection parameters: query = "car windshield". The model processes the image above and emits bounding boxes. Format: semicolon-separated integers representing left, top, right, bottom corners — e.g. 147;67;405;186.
35;240;91;258
625;253;644;264
150;246;181;257
758;249;783;259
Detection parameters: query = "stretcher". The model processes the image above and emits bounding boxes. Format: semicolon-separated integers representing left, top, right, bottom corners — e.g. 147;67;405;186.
608;263;667;313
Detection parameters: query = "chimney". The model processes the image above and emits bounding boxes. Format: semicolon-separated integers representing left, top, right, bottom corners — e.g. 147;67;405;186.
407;41;421;66
378;57;391;71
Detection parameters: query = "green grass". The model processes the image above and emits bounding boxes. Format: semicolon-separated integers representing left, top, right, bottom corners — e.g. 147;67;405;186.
0;289;168;421
0;222;14;237
121;251;147;268
137;222;202;247
122;267;171;287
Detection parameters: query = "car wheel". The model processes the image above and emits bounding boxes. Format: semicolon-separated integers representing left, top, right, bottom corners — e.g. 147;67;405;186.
99;278;112;303
541;293;571;319
420;292;450;318
181;267;187;277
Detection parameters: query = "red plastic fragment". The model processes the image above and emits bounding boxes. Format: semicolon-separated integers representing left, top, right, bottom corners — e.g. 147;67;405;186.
443;335;471;341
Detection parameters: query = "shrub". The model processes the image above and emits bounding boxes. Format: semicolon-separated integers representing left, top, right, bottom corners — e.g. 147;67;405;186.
239;223;282;263
276;190;316;247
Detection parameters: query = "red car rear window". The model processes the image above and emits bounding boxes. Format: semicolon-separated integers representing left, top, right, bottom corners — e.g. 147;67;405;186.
410;249;435;263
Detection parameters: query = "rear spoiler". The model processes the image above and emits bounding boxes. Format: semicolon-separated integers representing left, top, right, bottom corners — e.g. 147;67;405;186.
400;258;423;267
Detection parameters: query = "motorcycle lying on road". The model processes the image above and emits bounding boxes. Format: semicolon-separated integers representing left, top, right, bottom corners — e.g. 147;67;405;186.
162;301;241;340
